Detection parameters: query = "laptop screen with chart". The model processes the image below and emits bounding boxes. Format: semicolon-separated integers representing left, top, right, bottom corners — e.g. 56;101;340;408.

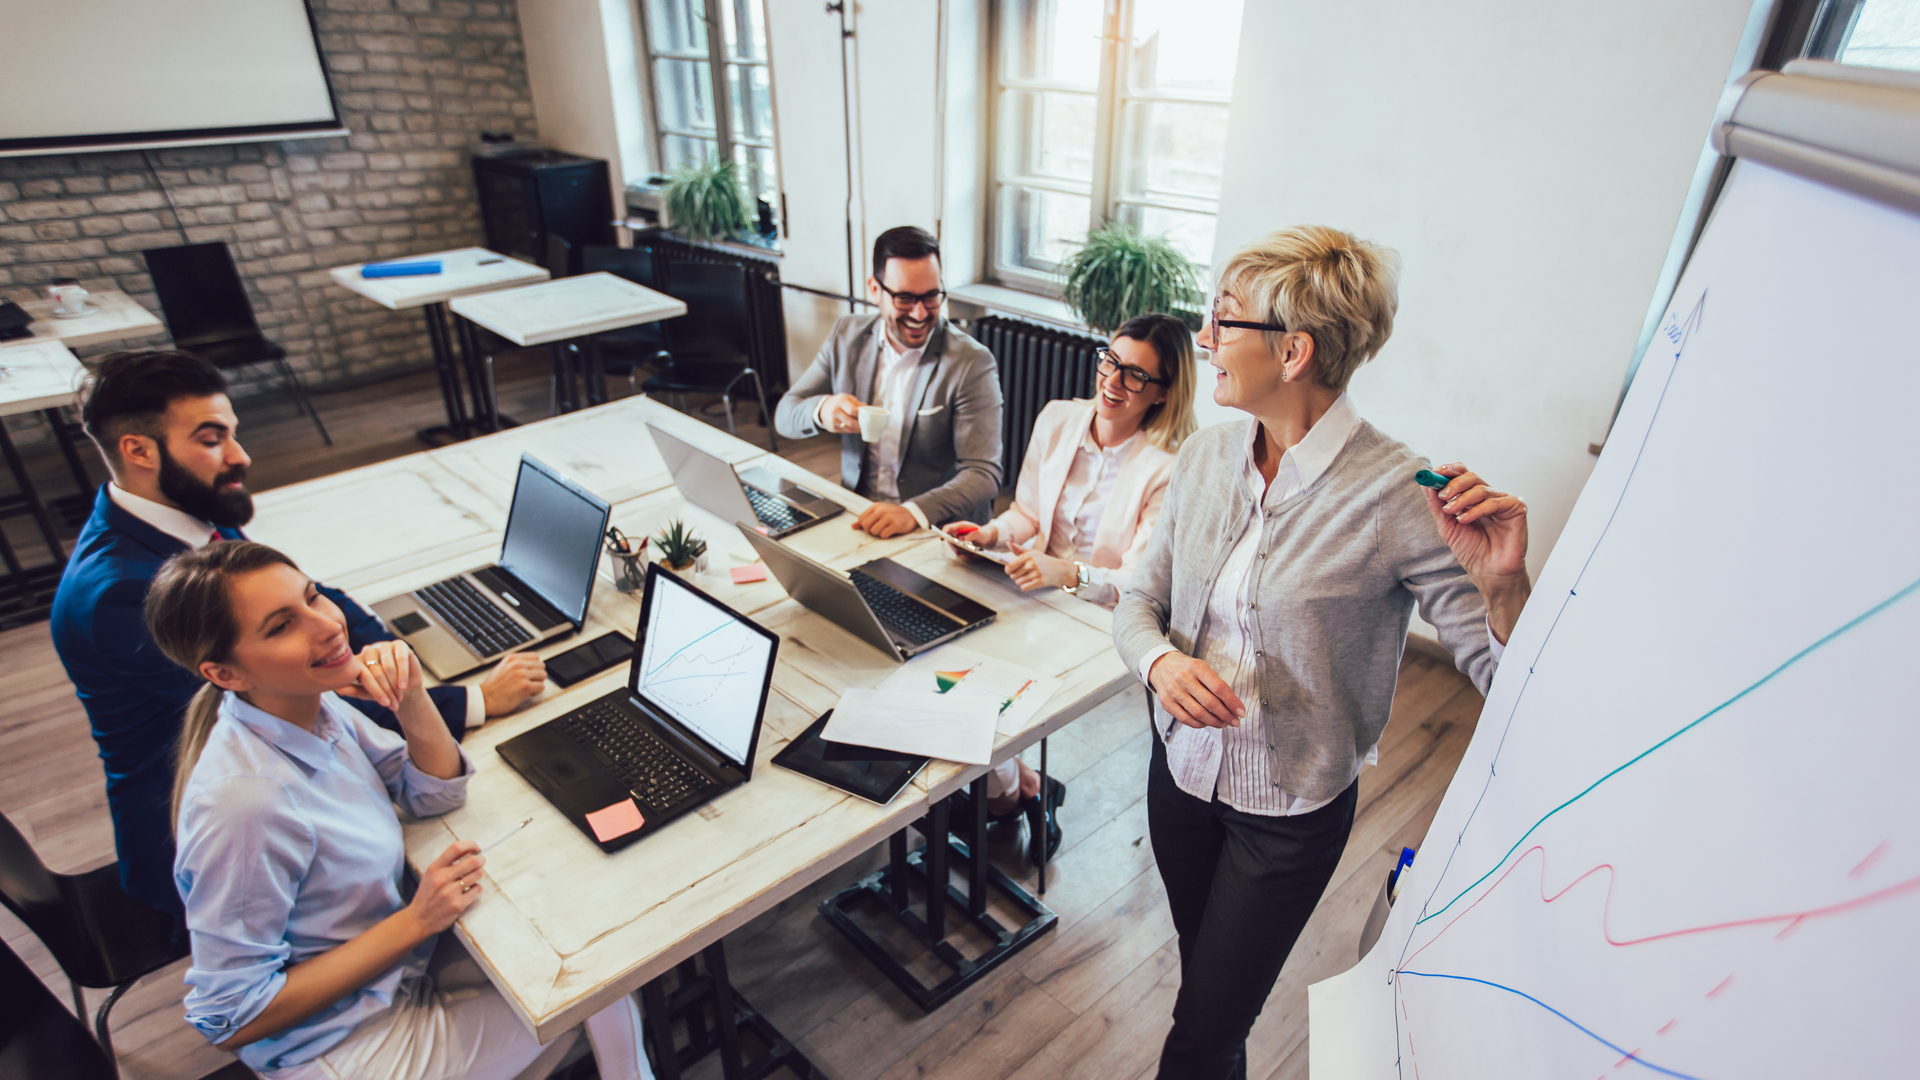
635;569;776;768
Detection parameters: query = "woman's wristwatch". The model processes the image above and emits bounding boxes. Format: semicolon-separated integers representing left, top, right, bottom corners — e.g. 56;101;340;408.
1063;561;1094;594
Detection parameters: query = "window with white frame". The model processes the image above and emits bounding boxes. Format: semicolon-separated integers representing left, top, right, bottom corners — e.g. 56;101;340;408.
638;0;781;227
991;0;1242;290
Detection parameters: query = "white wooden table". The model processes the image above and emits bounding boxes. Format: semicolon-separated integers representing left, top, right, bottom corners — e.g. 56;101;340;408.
448;274;687;432
327;248;550;446
252;396;1130;1049
0;340;89;618
0;290;164;351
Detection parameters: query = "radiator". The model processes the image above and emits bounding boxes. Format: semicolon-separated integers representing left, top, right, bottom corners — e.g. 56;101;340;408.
636;234;789;395
967;315;1106;491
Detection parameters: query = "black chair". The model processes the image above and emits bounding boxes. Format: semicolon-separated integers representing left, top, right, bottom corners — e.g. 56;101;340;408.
643;261;778;449
141;242;332;446
546;232;577;278
0;810;187;1071
0;936;117;1080
580;244;670;396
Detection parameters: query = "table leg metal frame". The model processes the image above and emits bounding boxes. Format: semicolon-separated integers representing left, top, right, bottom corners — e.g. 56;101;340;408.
0;417;71;627
415;301;474;447
819;774;1059;1014
639;940;830;1080
454;316;521;436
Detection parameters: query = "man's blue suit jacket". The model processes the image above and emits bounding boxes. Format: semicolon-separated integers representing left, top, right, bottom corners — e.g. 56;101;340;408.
49;486;469;915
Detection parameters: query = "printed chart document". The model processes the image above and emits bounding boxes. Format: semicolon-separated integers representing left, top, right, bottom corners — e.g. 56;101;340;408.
822;688;998;764
877;645;1061;735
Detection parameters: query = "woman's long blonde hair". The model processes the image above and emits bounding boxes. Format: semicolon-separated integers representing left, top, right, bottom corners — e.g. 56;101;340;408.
1112;312;1198;453
144;541;299;830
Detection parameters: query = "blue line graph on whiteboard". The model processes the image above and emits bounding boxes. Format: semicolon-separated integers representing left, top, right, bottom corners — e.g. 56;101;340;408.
1369;160;1920;1080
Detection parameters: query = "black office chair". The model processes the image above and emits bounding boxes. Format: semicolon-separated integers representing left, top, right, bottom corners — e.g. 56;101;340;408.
0;810;187;1072
141;242;332;446
643;260;779;450
580;244;670;396
0;937;118;1080
546;233;577;278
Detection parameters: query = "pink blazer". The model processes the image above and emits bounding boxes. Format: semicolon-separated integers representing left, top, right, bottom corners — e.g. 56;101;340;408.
989;398;1177;587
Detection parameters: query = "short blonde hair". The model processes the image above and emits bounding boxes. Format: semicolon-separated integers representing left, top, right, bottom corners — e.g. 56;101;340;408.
1216;226;1401;391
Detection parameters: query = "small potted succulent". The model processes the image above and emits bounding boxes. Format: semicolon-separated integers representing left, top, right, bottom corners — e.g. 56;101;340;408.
654;520;709;574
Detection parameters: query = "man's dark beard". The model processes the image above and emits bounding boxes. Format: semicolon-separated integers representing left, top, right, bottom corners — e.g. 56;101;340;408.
156;442;254;529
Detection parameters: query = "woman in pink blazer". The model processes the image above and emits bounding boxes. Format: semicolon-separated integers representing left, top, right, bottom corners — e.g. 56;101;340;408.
944;312;1199;857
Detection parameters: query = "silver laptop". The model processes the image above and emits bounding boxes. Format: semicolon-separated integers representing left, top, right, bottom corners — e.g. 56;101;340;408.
737;526;995;660
647;421;842;538
374;455;611;679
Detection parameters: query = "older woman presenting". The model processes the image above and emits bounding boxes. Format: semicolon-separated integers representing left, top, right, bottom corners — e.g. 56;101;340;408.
1112;226;1531;1080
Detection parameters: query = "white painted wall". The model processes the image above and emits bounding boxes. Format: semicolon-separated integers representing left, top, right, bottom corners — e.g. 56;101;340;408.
1207;0;1758;575
517;0;651;217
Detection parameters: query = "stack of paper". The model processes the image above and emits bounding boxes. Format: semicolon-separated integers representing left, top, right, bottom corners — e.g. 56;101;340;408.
821;688;999;764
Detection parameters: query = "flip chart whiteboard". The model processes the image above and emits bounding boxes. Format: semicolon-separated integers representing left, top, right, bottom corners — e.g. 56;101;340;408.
1309;153;1920;1078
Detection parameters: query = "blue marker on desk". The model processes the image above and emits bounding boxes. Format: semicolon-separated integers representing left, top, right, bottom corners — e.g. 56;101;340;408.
360;260;443;278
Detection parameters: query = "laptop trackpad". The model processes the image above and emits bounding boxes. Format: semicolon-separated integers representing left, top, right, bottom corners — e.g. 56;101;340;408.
392;611;430;635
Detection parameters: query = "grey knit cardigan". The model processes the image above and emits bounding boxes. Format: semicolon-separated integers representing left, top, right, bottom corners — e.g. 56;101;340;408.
1112;417;1499;802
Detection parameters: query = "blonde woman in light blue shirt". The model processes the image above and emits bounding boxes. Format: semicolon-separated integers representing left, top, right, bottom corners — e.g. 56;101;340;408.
149;541;653;1080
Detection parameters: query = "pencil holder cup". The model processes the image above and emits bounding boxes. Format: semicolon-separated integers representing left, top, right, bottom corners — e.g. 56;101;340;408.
605;527;647;592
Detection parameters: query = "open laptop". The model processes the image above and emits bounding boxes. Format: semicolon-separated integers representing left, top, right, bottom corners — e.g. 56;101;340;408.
647;421;842;538
496;565;779;853
373;454;610;679
738;526;995;661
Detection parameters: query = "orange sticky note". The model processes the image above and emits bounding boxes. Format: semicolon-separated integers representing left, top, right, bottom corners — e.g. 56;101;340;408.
585;799;644;842
730;564;768;584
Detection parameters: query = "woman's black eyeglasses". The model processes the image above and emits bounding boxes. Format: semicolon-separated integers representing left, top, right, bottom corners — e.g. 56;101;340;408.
1096;349;1170;393
1210;295;1288;340
876;281;947;311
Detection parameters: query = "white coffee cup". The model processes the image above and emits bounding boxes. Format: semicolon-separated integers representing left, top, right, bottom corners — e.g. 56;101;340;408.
51;284;89;316
857;405;889;443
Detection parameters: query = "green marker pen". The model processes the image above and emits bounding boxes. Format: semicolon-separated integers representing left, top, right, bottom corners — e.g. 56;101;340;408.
1414;469;1450;491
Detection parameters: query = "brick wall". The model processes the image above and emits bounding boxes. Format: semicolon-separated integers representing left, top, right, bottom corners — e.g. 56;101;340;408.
0;0;539;410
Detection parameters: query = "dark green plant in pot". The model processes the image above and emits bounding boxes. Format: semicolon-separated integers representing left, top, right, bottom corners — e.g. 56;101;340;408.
1059;222;1204;336
654;519;708;571
662;159;754;244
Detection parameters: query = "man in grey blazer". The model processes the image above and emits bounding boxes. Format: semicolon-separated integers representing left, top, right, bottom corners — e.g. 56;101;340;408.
775;226;1003;537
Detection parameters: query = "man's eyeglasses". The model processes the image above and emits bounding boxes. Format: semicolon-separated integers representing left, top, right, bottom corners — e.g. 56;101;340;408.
876;281;947;312
1096;350;1170;393
1210;295;1288;341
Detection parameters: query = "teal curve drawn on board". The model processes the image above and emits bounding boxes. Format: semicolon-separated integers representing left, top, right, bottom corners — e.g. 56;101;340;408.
1413;469;1450;491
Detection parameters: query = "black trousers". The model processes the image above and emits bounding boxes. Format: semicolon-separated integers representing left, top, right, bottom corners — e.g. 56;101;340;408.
1148;732;1358;1080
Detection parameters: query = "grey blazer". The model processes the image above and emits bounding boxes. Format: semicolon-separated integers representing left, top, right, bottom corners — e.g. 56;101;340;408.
775;314;1004;525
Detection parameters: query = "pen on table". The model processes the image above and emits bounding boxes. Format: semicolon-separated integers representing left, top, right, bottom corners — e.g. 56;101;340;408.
479;817;532;853
477;257;504;265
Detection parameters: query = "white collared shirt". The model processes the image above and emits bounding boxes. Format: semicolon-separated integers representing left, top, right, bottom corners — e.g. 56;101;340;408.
1042;416;1138;606
108;483;220;549
1142;395;1502;816
867;333;925;502
108;483;487;727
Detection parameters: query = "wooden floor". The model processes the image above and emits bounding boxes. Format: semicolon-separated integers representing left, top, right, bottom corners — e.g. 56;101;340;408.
0;351;1484;1080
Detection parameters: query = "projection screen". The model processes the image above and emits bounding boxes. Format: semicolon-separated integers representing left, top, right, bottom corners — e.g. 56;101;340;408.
0;0;346;157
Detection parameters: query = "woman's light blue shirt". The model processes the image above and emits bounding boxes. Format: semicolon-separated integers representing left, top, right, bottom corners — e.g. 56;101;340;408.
173;691;470;1073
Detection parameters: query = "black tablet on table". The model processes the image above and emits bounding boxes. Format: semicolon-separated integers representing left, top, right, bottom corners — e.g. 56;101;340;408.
771;710;927;805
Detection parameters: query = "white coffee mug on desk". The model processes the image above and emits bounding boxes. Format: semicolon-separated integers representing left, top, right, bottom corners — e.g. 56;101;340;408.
857;405;890;443
50;284;90;317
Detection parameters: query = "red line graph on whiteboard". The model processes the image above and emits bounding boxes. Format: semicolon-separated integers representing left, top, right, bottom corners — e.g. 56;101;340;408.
1401;843;1920;972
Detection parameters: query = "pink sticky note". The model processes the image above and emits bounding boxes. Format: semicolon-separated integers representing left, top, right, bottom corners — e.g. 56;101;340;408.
730;564;768;584
584;800;644;843
753;524;770;535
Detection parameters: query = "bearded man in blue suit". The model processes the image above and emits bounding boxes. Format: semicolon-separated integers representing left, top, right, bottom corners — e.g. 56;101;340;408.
51;350;546;916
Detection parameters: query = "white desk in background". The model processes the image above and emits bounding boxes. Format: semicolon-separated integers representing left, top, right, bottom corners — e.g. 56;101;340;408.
448;273;687;433
250;396;1130;1072
0;340;88;620
0;290;164;352
327;247;549;446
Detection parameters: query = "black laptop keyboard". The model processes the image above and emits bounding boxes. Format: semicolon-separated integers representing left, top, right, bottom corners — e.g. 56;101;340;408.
559;700;710;811
417;577;534;656
849;569;955;646
744;485;803;531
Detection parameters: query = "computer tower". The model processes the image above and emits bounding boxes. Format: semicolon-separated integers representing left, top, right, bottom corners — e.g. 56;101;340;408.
471;152;616;275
